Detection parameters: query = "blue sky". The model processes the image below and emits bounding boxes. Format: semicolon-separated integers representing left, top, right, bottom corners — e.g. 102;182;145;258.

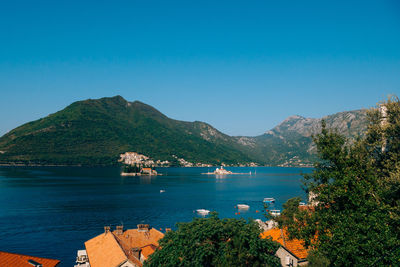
1;0;399;136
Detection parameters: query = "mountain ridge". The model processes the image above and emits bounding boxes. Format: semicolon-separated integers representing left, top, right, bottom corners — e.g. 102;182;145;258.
0;96;368;166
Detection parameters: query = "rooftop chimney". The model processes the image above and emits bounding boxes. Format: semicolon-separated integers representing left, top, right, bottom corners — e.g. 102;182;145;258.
137;224;150;232
116;225;124;235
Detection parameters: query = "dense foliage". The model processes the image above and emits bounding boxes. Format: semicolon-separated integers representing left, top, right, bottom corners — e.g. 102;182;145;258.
123;164;141;173
278;97;400;266
145;213;280;267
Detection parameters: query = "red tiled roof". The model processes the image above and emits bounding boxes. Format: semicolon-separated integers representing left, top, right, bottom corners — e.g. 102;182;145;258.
140;244;157;259
85;227;164;267
113;228;164;265
113;228;164;249
261;228;309;259
85;232;128;267
0;251;60;267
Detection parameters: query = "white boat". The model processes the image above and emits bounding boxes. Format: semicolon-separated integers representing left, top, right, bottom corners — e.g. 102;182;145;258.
196;209;210;216
160;190;166;193
270;210;281;216
237;204;250;210
263;198;275;203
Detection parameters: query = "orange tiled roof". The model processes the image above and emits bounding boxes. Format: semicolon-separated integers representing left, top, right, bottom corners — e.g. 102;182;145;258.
113;228;164;265
140;244;157;259
85;227;164;267
0;251;60;267
85;232;128;267
261;228;308;259
113;228;164;249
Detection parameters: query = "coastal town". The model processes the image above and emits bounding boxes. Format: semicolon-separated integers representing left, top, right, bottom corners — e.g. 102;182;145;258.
119;151;258;169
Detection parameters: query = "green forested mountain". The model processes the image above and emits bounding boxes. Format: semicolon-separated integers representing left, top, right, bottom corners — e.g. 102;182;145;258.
0;96;257;166
0;96;368;166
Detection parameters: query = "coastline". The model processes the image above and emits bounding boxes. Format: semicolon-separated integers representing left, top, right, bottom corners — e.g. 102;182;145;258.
0;163;313;168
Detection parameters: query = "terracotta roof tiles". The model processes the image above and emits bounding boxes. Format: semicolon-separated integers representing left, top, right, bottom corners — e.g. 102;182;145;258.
0;251;60;267
140;244;157;259
85;227;164;267
261;228;309;259
85;232;128;267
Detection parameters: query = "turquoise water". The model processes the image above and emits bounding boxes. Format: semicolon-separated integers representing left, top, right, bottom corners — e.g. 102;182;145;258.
0;166;311;266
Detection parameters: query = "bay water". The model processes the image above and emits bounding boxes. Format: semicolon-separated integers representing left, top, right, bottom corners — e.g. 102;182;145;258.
0;166;311;266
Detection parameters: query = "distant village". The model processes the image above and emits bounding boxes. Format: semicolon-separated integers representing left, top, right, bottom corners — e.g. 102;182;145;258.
118;151;260;168
277;156;313;168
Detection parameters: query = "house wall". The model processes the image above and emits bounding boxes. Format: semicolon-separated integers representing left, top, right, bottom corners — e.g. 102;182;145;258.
275;246;307;267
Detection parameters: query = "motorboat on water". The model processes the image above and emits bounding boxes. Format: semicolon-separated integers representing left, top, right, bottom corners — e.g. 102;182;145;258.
270;210;281;216
263;198;275;203
237;204;250;210
196;209;210;216
160;189;166;193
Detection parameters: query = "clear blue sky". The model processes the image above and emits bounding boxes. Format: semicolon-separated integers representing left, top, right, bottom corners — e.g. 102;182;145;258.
1;0;399;136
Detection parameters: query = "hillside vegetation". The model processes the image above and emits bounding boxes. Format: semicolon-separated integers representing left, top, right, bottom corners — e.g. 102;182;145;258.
0;96;368;166
0;96;256;165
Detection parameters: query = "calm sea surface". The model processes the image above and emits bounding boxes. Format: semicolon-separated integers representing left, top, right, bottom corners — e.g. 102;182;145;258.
0;166;311;266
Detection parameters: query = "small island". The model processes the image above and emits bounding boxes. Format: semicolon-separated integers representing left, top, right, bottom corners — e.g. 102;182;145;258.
203;166;240;175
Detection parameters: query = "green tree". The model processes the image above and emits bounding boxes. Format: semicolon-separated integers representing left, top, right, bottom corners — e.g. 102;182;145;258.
280;97;400;266
306;250;330;267
144;213;280;267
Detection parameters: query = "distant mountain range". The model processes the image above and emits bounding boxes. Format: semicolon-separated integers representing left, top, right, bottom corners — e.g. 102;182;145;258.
241;109;367;166
0;96;368;166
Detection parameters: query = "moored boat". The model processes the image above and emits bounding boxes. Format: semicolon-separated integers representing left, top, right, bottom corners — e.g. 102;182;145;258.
237;204;250;210
196;209;210;216
263;197;275;203
270;210;281;216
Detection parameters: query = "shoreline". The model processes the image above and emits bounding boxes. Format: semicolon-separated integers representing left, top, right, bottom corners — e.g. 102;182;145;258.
202;172;252;175
0;163;313;168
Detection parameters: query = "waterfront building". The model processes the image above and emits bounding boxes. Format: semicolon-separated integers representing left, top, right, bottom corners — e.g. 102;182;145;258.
213;166;232;175
0;251;60;267
82;224;164;267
